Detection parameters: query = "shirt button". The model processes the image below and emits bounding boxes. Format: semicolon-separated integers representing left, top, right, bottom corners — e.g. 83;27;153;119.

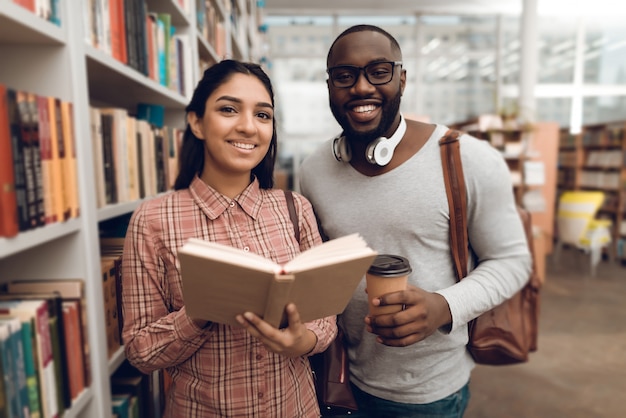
256;354;263;360
258;392;264;398
229;201;235;208
243;246;250;252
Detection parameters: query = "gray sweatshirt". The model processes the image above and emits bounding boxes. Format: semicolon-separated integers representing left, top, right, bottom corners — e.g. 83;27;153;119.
299;123;532;404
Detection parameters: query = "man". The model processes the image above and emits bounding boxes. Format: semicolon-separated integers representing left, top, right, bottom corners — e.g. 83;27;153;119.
299;24;532;417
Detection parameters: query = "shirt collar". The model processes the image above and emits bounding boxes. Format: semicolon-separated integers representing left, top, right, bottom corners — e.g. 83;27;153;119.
189;175;263;221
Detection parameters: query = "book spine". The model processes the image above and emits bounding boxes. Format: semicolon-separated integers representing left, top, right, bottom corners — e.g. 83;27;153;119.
15;91;39;230
0;84;19;237
48;97;68;223
27;93;45;227
7;318;30;418
100;113;117;204
55;97;69;221
0;322;19;418
35;302;60;418
60;102;79;219
37;95;57;224
7;89;30;231
20;319;42;418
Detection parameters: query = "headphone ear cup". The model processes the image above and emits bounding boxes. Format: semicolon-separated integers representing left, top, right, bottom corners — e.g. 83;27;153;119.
365;138;385;165
371;140;394;166
333;136;351;162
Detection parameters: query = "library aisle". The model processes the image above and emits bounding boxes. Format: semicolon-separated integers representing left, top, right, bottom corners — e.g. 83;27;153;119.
466;248;626;418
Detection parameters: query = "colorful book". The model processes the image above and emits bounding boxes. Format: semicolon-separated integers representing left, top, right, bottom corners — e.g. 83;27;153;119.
0;318;29;418
0;300;59;418
0;84;19;237
36;94;57;225
60;101;79;219
6;89;30;232
6;280;92;388
0;293;71;412
62;301;85;401
15;90;40;230
26;93;45;227
47;97;68;222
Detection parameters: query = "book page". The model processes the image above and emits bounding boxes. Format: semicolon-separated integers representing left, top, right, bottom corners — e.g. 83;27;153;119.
285;233;376;272
181;238;279;273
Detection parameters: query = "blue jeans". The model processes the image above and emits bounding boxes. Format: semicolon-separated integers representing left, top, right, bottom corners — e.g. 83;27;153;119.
331;382;470;418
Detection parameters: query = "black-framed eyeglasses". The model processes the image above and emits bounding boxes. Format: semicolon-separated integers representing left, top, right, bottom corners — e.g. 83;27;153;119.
326;61;403;88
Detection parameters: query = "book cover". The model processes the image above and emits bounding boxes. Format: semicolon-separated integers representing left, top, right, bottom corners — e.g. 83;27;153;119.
89;107;107;208
0;300;59;418
48;97;68;222
0;84;19;237
17;315;42;418
108;0;127;64
7;89;30;232
101;257;121;358
26;93;45;227
36;94;57;225
0;318;29;418
99;108;129;203
156;13;171;87
60;101;79;219
15;90;40;230
125;116;139;202
0;320;20;418
100;112;117;204
179;233;377;328
62;301;85;401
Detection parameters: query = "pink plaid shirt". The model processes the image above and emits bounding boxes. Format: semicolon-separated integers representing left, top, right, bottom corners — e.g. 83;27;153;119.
122;176;336;417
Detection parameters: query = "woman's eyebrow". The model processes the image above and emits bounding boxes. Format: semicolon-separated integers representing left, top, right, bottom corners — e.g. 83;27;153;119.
216;95;273;109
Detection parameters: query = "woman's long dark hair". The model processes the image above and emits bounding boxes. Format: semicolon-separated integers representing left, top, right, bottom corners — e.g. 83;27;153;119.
174;60;278;190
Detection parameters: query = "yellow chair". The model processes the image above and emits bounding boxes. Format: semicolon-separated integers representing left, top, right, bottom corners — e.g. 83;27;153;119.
555;191;612;277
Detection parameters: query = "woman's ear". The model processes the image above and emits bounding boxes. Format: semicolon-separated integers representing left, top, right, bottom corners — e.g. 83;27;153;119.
187;112;205;139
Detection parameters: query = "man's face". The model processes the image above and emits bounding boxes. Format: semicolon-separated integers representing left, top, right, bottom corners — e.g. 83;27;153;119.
327;31;406;144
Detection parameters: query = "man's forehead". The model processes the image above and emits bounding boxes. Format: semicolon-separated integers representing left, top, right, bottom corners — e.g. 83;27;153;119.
330;31;395;64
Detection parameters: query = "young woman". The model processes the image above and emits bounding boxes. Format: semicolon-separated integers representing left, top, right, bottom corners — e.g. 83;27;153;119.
121;60;336;417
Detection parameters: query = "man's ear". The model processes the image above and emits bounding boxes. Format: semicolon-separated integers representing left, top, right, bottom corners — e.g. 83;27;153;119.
187;112;205;139
400;69;407;96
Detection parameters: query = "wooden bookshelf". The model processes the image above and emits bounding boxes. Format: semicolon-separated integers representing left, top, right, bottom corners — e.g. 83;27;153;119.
557;121;626;263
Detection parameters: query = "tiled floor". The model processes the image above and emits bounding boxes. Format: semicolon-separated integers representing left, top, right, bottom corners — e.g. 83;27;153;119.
465;248;626;418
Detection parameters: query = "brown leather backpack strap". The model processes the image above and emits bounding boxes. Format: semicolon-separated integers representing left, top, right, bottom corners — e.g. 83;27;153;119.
284;190;300;245
439;129;469;280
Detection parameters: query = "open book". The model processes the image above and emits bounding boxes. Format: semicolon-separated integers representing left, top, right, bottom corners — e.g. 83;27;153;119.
179;233;377;328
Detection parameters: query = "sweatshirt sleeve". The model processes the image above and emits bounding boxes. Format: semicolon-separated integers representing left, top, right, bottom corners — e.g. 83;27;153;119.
435;135;533;331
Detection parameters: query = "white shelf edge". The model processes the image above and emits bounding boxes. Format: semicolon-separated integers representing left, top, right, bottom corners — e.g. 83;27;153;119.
97;200;144;222
62;387;94;418
108;345;126;375
197;33;220;63
0;0;65;45
0;218;81;260
85;45;188;107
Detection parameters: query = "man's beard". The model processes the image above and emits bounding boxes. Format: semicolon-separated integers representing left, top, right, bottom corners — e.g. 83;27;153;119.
330;89;402;144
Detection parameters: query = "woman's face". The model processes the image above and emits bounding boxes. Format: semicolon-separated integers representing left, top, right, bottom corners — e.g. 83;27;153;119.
189;73;274;184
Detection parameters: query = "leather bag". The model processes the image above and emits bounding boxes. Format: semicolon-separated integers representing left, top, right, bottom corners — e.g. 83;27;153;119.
284;190;358;414
439;130;542;365
309;330;359;415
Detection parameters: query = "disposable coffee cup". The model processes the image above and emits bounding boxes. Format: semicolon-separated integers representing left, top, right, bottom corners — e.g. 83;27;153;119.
366;254;412;316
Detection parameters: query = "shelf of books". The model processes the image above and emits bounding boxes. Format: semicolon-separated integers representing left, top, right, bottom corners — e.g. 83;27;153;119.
1;0;266;416
557;121;626;264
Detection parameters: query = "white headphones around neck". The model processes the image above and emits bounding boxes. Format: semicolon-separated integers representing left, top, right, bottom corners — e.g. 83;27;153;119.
332;115;407;166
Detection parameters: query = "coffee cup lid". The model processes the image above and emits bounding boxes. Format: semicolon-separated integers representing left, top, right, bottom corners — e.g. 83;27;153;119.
367;254;412;277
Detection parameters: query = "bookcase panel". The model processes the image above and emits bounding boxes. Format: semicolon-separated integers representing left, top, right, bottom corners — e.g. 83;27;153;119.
0;0;65;45
1;1;266;416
